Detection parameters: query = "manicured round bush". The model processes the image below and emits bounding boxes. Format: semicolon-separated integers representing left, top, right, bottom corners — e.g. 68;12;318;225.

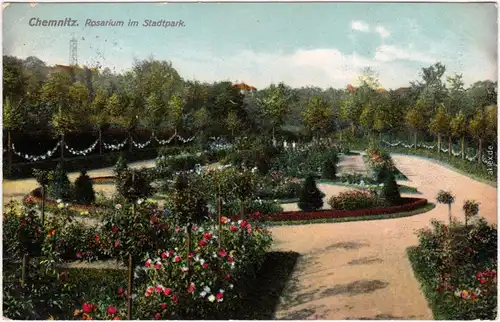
328;189;386;211
73;170;96;205
297;175;324;211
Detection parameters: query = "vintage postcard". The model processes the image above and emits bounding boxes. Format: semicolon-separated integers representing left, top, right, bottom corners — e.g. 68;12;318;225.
2;2;498;320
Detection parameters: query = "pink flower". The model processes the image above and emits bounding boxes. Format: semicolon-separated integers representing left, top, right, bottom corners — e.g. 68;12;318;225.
226;274;231;280
230;225;238;232
154;262;162;269
172;294;179;305
168;250;175;256
160;303;167;309
112;225;119;233
246;227;252;234
216;292;224;302
199;240;207;247
76;251;82;259
155;285;164;293
154;313;161;320
192;224;199;231
181;267;189;273
107;305;118;316
240;220;248;228
118;287;124;296
174;255;181;263
175;226;181;232
203;232;213;240
114;240;121;248
163;288;172;296
218;249;227;257
202;263;209;269
228;256;234;263
161;252;167;259
187;283;195;293
188;252;194;259
145;259;152;267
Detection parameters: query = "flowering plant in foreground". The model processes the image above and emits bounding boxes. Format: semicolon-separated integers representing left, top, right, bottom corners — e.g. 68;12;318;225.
132;216;272;319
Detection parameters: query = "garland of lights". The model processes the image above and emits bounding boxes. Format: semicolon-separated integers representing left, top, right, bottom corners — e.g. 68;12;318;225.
11;142;61;162
65;139;99;156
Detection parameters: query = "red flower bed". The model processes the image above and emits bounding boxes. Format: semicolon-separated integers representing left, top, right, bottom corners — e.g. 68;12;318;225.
91;176;115;184
231;198;428;222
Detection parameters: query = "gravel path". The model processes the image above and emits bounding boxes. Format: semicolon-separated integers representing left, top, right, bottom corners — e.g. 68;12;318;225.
270;154;497;320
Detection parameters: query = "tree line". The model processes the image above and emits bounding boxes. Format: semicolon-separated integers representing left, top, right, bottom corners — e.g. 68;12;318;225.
3;56;497;164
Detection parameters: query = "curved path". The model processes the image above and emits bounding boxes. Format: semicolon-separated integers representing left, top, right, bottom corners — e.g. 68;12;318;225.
270;154;497;320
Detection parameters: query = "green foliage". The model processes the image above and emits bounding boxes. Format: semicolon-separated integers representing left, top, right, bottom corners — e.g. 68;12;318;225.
380;168;401;205
99;200;172;266
436;190;455;205
114;153;128;176
463;200;480;227
48;162;72;201
321;149;339;180
327;189;386;211
297;175;324;211
73;169;96;205
32;168;50;187
408;218;497;320
170;173;210;225
2;200;44;259
116;168;154;202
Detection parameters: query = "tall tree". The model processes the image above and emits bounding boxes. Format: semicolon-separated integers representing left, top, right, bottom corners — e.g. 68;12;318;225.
429;104;451;154
450;110;468;159
302;96;334;139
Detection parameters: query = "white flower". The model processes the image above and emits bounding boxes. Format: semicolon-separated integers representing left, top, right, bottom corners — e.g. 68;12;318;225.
199;258;205;265
212;252;217;258
203;286;211;293
219;289;224;293
229;284;234;289
137;199;144;205
200;291;207;298
208;295;216;302
115;204;122;210
56;199;62;204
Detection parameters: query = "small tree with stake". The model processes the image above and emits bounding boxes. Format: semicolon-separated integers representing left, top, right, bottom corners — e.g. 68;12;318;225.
436;190;455;225
32;169;50;226
232;168;257;222
463;200;479;227
116;168;154;320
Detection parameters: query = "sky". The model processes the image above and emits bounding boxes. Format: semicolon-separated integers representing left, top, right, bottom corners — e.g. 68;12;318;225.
3;2;498;89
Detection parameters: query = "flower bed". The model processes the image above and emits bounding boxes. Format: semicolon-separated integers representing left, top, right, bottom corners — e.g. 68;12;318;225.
91;176;115;184
407;219;497;320
231;197;427;222
24;187;101;215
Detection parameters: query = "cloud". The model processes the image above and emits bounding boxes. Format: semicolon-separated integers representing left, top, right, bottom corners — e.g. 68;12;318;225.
375;26;390;39
351;20;370;32
374;45;436;63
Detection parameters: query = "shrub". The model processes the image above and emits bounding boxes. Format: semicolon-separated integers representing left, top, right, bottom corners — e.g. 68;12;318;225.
409;218;497;320
113;153;128;177
321;150;338;180
98;200;172;267
116;168;155;202
48;162;72;201
297;175;324;211
327;190;386;211
73;170;96;205
436;190;455;224
380;167;401;205
166;154;201;172
463;200;480;227
2;200;44;260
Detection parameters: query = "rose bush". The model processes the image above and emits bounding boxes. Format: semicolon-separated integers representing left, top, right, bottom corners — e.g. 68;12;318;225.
408;218;497;320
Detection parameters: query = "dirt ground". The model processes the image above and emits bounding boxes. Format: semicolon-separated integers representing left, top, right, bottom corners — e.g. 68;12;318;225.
270;154;497;320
